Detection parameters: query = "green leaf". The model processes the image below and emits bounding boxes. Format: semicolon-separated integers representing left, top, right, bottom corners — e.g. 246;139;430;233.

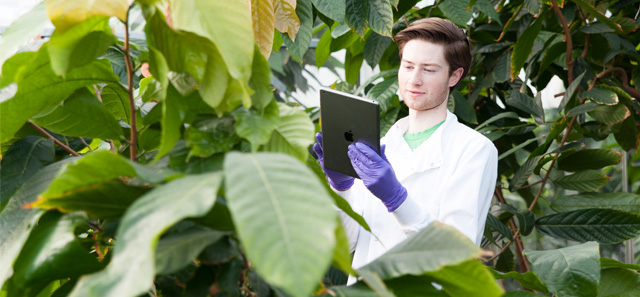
262;103;315;162
384;275;447;297
156;86;186;160
0;136;55;207
600;257;640;271
364;33;392;68
155;226;225;275
559;72;585;112
233;101;280;152
170;0;254;82
485;213;513;241
223;152;337;297
358;270;395;297
581;88;619;105
572;0;623;33
12;212;103;288
185;116;239;158
249;45;274;111
614;115;638;151
474;0;502;25
311;0;345;22
48;17;116;75
45;0;128;31
332;222;355;275
0;45;120;143
250;0;276;58
31;88;124;140
452;91;478;124
551;192;640;214
474;111;519;131
344;51;364;85
524;242;600;297
68;173;222;297
552;170;609;192
491;270;549;293
588;103;630;125
557;149;621;171
439;0;473;27
366;76;398;113
598;268;640;297
315;28;333;68
0;2;48;74
360;222;482;279
498;138;537;160
0;161;69;287
566;101;601;116
511;17;542;80
354;69;398;95
509;156;543;192
30;180;149;220
345;0;368;37
536;209;640;243
524;0;542;15
424;259;503;297
282;0;313;62
368;0;393;37
100;84;130;124
506;91;544;122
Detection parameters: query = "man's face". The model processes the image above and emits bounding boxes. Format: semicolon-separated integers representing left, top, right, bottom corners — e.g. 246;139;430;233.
398;39;461;112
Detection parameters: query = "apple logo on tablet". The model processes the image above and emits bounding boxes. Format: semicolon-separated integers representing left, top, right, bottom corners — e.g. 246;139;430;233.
344;130;354;142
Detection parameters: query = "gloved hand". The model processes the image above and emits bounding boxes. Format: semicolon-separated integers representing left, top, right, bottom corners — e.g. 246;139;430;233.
348;142;407;212
313;133;355;191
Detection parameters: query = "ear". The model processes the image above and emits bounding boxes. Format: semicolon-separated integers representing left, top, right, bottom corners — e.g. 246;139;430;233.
448;67;464;87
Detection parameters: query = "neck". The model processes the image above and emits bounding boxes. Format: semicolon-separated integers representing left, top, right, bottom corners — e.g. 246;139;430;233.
407;102;448;133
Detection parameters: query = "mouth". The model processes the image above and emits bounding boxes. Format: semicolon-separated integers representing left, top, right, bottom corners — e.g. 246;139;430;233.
406;90;425;96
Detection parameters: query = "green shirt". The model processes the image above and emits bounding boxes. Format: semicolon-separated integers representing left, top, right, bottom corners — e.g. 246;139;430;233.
403;120;445;151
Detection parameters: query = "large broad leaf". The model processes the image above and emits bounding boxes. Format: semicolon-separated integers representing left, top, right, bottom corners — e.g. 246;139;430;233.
315;28;333;68
439;0;473;27
224;152;337;297
614;115;638;151
581;88;619;105
566;101;601;116
0;2;49;73
155;225;225;275
506;92;544;122
368;0;393;37
452;91;478;124
571;0;623;33
552;170;609;192
364;33;392;68
345;0;368;37
474;0;502;25
282;0;313;62
598;268;640;296
157;85;186;160
0;136;55;208
360;222;483;279
262;103;315;161
68;173;222;297
311;0;345;22
366;76;398;113
45;0;128;32
100;84;130;124
248;45;274;111
233;101;280;152
0;161;69;287
250;0;276;58
30;179;149;220
536;209;640;243
511;17;542;80
274;0;301;41
559;72;585;112
423;260;503;296
524;242;600;297
332;222;355;275
0;44;120;143
557;149;621;171
48;17;116;75
551;192;640;214
170;0;253;82
509;156;543;192
588;103;630;125
357;270;396;297
12;211;103;288
31;88;124;140
491;270;549;293
600;257;640;271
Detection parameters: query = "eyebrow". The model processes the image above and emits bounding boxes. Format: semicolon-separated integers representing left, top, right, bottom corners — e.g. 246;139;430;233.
401;59;441;67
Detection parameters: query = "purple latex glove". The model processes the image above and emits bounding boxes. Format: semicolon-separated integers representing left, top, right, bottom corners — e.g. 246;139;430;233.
313;133;355;191
348;142;407;212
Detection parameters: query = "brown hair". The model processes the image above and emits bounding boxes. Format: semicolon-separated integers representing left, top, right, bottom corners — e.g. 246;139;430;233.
395;18;471;87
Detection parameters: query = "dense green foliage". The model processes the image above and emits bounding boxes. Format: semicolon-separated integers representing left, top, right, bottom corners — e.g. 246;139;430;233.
1;0;640;296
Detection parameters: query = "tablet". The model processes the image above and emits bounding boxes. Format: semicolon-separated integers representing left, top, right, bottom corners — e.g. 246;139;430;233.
319;88;380;178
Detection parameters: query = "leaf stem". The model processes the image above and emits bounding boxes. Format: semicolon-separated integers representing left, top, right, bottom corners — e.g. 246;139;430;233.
28;122;81;157
550;0;574;83
122;11;138;161
494;186;530;272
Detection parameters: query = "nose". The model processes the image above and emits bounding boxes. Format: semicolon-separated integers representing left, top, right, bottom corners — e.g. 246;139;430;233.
408;69;422;85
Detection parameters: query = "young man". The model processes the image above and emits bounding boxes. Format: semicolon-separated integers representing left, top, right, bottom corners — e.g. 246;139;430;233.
314;17;498;282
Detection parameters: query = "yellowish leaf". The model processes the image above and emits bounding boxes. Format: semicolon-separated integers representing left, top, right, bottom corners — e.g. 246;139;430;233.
274;0;300;41
45;0;129;32
251;0;276;58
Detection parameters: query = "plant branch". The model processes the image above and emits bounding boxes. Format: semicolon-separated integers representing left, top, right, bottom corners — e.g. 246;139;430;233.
122;11;138;161
589;67;640;99
518;180;543;190
550;0;574;83
494;186;530;272
28;122;81;157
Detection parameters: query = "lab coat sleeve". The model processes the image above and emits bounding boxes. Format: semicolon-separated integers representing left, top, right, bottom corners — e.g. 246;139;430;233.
333;183;365;252
391;193;431;235
438;139;498;245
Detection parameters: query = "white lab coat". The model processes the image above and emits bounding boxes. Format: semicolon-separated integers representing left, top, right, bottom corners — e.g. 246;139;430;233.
337;110;498;281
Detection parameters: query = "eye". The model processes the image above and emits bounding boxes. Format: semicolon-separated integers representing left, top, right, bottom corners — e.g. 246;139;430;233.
423;68;436;73
404;65;414;70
